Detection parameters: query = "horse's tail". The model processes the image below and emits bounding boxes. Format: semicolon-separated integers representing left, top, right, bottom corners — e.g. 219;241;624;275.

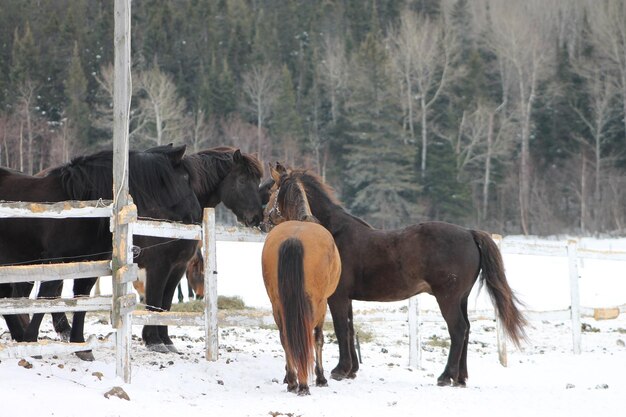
471;230;528;347
278;238;314;385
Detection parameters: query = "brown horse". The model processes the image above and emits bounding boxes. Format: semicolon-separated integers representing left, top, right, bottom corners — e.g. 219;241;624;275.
260;166;341;395
265;164;526;387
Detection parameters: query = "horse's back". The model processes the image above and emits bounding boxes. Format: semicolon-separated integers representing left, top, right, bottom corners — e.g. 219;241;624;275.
262;221;341;300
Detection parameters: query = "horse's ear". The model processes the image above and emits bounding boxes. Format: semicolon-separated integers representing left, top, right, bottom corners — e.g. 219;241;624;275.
233;149;243;163
258;177;274;205
270;162;283;183
275;162;287;175
166;144;187;165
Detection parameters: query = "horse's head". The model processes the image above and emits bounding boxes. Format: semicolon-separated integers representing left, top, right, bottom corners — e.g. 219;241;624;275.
260;162;318;232
260;162;287;232
218;149;264;227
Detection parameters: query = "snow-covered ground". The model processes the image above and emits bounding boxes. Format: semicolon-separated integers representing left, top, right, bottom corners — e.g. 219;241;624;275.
1;236;625;417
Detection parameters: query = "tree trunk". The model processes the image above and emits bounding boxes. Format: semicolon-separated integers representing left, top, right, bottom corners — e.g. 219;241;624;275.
483;112;494;222
19;122;24;172
26;108;33;175
580;154;587;233
256;102;263;162
420;96;427;177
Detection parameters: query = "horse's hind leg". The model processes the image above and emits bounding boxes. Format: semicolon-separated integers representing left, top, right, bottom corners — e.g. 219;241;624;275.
435;295;468;387
327;294;355;381
347;305;359;377
458;296;471;386
278;327;298;393
70;277;98;361
314;325;328;387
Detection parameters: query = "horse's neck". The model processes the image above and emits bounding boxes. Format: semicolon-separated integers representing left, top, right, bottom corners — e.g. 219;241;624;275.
291;185;315;221
310;201;370;236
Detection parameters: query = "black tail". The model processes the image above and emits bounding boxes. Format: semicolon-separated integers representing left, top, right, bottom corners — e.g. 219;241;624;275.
278;238;314;385
471;230;527;346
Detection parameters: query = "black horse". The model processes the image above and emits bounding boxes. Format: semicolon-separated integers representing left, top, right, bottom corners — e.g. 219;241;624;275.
264;166;527;387
138;146;265;353
28;146;266;355
1;145;201;359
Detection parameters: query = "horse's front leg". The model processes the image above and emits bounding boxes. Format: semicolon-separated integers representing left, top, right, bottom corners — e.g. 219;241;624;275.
22;280;63;342
157;264;188;353
327;294;355;380
142;264;170;353
70;277;98;361
51;281;71;341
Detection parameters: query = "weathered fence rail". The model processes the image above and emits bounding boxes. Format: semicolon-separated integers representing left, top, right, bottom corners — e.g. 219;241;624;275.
0;198;218;384
407;235;626;369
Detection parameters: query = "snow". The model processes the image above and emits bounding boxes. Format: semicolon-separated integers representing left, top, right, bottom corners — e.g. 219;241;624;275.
1;236;625;417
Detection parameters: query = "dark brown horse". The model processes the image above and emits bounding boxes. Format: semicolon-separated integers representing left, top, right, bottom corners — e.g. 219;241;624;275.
265;165;526;387
261;166;340;395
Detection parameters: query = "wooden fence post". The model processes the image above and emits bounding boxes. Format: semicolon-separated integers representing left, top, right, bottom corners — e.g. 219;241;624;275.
567;239;582;354
492;234;508;367
408;295;421;369
202;208;218;360
112;0;133;383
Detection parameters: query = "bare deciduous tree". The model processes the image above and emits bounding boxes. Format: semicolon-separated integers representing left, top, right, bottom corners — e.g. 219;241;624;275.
136;66;187;146
242;64;279;162
93;63;145;144
15;79;38;174
588;0;626;144
570;58;616;230
387;9;453;177
221;113;266;157
487;0;553;234
318;35;348;125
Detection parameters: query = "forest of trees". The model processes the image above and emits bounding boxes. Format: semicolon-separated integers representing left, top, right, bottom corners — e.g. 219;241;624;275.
1;0;625;235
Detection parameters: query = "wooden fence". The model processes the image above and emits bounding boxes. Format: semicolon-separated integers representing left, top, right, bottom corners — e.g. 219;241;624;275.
0;200;218;384
407;235;626;369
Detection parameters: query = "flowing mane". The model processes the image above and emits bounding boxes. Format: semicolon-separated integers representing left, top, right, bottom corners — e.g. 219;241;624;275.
49;150;196;217
283;170;372;229
181;147;263;197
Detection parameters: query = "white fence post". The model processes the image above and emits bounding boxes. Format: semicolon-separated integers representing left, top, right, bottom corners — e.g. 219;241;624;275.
491;234;508;367
567;239;582;354
408;295;421;369
202;208;218;360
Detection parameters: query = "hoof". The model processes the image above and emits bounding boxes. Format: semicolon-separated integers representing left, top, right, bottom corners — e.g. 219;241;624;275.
330;371;348;381
164;344;180;354
453;381;467;388
75;350;95;361
57;330;71;342
146;343;170;353
297;386;311;396
316;378;328;387
437;376;452;387
287;383;298;393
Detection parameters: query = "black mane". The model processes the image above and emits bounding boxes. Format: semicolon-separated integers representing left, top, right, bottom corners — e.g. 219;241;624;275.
283;170;372;228
50;150;195;216
181;147;263;197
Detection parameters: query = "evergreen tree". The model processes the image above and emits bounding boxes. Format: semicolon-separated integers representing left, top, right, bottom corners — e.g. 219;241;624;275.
65;41;90;150
343;31;420;229
271;64;304;163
